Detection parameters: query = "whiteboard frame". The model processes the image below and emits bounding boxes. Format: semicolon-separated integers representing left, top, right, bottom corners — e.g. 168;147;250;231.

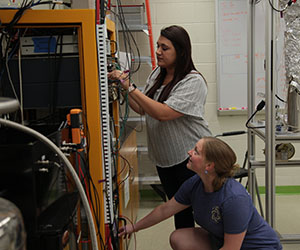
215;0;287;116
216;0;249;115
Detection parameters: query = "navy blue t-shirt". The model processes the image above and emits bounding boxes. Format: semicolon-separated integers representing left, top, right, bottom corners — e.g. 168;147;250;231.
175;175;282;249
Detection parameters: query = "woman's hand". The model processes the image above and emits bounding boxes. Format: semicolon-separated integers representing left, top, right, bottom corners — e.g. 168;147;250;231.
107;70;130;90
118;224;136;239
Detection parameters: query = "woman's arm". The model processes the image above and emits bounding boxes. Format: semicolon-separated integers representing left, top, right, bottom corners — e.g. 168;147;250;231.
119;197;189;238
127;95;145;115
108;70;183;121
108;70;144;114
220;231;246;250
129;88;183;121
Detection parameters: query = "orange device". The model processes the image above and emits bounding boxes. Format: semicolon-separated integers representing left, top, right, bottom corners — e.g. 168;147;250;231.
67;109;85;150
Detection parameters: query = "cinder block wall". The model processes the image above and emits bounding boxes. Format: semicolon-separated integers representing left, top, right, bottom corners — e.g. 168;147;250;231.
116;0;300;186
64;0;299;186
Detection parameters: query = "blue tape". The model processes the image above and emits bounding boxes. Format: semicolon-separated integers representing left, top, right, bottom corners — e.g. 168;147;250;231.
32;37;57;53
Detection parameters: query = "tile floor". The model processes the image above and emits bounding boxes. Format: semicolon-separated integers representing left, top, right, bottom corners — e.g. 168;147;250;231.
126;192;300;250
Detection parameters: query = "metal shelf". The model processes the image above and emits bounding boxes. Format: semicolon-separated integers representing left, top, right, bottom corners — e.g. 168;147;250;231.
249;123;300;143
250;160;300;168
247;0;300;244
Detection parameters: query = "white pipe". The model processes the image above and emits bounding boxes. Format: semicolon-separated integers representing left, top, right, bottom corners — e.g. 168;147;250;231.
0;118;98;250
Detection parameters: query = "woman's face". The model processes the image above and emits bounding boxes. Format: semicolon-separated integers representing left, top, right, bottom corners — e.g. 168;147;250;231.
187;139;208;175
156;35;177;70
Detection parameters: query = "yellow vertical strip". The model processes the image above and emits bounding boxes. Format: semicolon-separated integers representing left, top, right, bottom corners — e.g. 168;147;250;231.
79;11;106;249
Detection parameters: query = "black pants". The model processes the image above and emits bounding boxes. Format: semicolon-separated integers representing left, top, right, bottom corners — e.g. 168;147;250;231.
156;158;195;229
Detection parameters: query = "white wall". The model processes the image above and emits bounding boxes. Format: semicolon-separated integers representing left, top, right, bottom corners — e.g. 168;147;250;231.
129;0;249;155
86;0;299;186
118;0;300;186
12;0;298;185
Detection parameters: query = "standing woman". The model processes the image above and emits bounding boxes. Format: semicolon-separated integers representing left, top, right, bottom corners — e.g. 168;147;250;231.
108;25;212;229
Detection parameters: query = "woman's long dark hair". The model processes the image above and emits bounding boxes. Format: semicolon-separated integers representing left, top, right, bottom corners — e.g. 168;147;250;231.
145;25;205;102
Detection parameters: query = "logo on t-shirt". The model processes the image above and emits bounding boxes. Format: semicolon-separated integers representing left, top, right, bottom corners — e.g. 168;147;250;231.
211;206;221;224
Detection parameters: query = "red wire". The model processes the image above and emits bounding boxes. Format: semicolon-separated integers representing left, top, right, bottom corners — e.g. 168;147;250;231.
80;240;91;243
96;0;100;25
77;153;92;207
145;0;156;70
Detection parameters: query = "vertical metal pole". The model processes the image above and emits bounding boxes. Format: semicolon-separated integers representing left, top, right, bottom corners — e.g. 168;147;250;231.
247;0;256;203
265;0;276;227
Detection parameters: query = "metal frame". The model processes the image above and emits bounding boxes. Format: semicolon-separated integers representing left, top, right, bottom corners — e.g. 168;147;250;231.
0;9;107;246
247;0;300;243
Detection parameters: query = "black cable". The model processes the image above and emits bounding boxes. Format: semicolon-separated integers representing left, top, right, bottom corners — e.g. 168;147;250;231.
111;3;141;74
118;91;144;133
109;147;121;250
100;0;107;25
118;153;133;187
107;113;135;249
275;94;286;103
47;33;55;122
62;113;105;250
0;29;21;97
117;4;133;68
77;145;106;249
117;217;130;249
0;1;71;114
112;5;130;69
2;1;37;34
267;0;291;13
0;1;71;30
50;34;64;121
215;130;246;137
246;100;265;129
101;133;120;250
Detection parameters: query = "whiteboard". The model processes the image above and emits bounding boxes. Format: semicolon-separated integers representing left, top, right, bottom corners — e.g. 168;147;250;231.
216;0;287;113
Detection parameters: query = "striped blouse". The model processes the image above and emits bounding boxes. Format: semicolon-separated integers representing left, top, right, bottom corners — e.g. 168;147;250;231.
143;67;212;167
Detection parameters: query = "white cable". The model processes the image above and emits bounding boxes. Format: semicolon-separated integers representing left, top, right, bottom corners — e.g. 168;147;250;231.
5;52;19;104
0;118;98;250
